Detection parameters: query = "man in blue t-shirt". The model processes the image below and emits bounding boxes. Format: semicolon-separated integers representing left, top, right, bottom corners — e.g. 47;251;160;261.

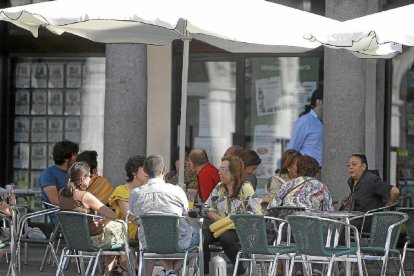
287;88;323;166
39;140;79;222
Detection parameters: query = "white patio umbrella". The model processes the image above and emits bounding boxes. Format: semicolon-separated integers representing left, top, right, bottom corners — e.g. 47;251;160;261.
304;5;409;58
0;0;338;187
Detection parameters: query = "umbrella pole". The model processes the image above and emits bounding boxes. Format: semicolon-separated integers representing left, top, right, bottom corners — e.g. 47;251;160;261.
178;37;190;188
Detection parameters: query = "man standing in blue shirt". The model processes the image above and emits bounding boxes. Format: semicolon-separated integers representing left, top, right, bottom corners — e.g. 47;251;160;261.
287;88;323;166
39;140;79;209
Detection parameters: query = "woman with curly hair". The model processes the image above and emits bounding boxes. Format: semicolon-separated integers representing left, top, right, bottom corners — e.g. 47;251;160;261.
202;155;262;276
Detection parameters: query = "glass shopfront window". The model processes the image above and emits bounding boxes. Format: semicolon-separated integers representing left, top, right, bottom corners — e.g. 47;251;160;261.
11;57;105;209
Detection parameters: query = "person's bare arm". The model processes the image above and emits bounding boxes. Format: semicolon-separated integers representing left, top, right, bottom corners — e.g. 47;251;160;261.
386;186;400;207
83;192;116;219
207;211;223;222
0;201;12;216
43;186;60;206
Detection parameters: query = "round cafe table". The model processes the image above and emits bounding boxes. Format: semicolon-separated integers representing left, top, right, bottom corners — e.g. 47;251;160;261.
294;210;364;276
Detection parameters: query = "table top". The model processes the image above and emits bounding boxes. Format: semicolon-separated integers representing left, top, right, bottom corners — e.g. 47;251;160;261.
295;210;364;218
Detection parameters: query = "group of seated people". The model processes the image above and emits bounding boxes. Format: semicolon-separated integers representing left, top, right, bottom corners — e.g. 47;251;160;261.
1;139;400;276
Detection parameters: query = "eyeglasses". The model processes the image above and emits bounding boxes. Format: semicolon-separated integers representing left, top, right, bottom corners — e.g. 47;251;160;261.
218;167;230;173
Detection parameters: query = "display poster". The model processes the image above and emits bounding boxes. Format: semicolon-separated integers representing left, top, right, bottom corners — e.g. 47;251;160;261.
31;63;47;88
66;63;82;88
253;125;284;179
407;114;414;136
48;117;63;142
198;99;221;137
255;77;281;116
31;117;47;142
31;90;47;115
65;117;81;142
14;170;29;188
48;90;63;115
13;143;30;169
65;90;81;115
194;137;227;167
31;143;47;169
15;63;31;88
14;117;30;142
48;63;64;88
15;90;30;115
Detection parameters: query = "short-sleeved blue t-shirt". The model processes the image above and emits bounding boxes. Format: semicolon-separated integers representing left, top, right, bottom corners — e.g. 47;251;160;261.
39;165;68;203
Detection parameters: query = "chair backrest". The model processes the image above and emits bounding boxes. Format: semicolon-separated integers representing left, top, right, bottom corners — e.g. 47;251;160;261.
231;214;271;255
267;206;305;219
399;208;414;243
369;211;406;249
287;215;328;256
56;211;98;252
140;213;182;254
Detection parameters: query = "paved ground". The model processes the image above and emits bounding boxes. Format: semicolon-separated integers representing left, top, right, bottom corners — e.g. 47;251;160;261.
0;244;413;275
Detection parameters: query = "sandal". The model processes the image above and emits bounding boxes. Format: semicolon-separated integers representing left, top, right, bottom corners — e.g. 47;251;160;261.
112;265;128;276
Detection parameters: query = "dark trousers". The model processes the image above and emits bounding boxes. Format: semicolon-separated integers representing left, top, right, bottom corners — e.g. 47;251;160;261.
203;228;245;275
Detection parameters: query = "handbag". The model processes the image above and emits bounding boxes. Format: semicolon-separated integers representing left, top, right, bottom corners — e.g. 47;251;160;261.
339;192;355;211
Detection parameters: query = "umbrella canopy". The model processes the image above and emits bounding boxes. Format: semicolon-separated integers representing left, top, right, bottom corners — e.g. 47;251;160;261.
0;0;338;188
304;5;408;58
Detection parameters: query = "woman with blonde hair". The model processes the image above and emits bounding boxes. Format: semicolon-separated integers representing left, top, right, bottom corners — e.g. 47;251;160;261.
202;155;262;276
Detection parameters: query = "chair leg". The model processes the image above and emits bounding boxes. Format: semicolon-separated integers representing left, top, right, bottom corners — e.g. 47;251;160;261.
40;244;51;271
181;252;189;276
55;248;66;276
288;255;295;276
326;255;335;276
398;254;406;276
90;251;102;276
137;251;144;276
356;251;364;276
380;255;389;276
233;251;241;276
269;253;280;276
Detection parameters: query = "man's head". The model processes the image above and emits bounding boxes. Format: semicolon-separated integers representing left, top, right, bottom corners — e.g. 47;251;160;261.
53;140;79;170
143;155;166;179
76;150;98;175
310;87;323;118
224;145;244;157
188;148;209;173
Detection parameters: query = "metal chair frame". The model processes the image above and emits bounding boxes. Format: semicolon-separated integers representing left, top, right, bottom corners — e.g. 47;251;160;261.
399;208;414;276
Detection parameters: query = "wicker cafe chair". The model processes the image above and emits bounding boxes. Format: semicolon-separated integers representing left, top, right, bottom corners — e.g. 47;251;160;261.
137;213;203;276
55;210;133;276
230;214;297;276
287;214;364;276
399;208;414;276
359;211;408;276
267;206;305;244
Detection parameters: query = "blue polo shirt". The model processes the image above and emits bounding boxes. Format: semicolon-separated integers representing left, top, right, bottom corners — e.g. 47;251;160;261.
287;109;323;165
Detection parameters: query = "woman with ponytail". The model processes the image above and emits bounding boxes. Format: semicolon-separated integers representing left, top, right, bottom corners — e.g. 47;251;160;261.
59;162;124;275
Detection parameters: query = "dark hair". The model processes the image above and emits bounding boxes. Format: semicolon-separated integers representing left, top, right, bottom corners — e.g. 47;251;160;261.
221;155;244;199
188;148;209;166
302;87;323;115
349;153;369;170
77;150;98;174
278;149;302;175
170;146;190;172
125;155;146;182
224;145;244;156
60;162;90;198
296;155;319;178
53;140;79;165
144;155;165;178
238;149;261;167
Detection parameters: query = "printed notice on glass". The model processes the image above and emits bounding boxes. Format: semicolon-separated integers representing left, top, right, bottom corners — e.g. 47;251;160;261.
14;117;30;142
30;171;41;190
66;63;82;88
48;143;54;167
15;63;31;88
14;170;29;188
407;114;414;136
48;63;64;88
65;117;80;142
31;117;47;142
15;90;30;115
31;143;47;169
48;117;63;142
65;90;81;115
31;90;47;115
31;63;47;88
253;125;283;179
198;99;221;137
13;143;29;169
48;90;63;115
255;77;281;116
286;81;317;108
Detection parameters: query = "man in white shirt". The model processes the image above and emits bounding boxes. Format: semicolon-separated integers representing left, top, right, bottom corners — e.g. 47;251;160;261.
129;155;195;276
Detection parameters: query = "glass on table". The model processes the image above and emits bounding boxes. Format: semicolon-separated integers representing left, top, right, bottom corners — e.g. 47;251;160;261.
187;192;195;209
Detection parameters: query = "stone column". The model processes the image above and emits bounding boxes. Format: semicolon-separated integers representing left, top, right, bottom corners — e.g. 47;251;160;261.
103;44;147;186
322;0;371;202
